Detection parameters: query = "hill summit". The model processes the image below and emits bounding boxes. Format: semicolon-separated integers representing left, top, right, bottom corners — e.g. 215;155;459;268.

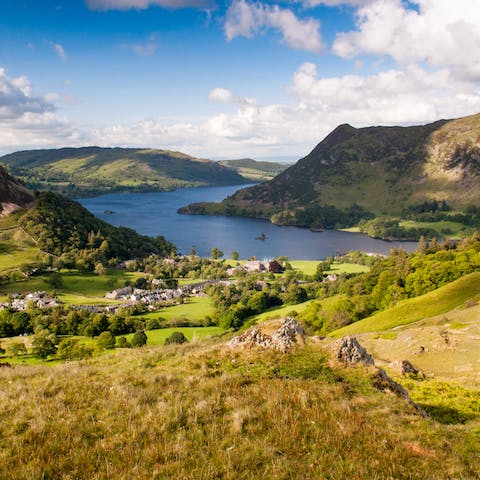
181;113;480;229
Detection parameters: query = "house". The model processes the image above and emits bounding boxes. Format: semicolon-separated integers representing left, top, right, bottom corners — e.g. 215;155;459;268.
267;259;284;273
105;286;133;300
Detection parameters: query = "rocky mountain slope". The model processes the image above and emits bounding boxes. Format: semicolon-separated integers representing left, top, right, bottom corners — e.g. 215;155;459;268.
0;166;35;216
0;146;247;197
182;113;480;228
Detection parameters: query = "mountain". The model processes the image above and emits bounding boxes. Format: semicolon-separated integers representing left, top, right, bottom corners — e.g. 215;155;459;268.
0;166;35;216
0;146;247;197
181;113;480;229
218;158;291;181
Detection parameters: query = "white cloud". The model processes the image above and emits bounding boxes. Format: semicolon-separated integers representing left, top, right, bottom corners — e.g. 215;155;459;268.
289;62;480;125
0;68;54;120
0;69;82;154
208;87;236;103
301;0;374;6
85;0;213;10
122;41;158;56
50;42;67;60
225;0;324;53
333;0;480;81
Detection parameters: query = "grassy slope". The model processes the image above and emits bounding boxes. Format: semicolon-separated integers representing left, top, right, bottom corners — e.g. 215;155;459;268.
0;341;478;479
1;147;246;196
331;272;480;337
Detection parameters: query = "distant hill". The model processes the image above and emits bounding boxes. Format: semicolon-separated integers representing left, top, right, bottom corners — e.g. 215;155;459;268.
0;166;35;216
181;113;480;229
218;158;290;181
0;146;247;197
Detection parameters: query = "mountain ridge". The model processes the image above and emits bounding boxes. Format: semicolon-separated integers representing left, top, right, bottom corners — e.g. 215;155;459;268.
180;113;480;229
0;146;248;197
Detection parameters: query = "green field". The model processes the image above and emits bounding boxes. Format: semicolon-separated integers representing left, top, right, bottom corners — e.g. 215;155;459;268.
222;259;369;276
331;272;480;337
143;296;214;322
0;269;145;305
123;326;224;346
400;220;468;238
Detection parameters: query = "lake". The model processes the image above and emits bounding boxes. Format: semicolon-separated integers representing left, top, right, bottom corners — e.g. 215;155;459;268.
79;184;418;259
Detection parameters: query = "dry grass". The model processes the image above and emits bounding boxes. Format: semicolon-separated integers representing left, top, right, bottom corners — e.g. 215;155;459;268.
0;341;479;479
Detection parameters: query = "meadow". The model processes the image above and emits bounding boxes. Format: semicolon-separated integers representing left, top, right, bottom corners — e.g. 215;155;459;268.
1;340;479;479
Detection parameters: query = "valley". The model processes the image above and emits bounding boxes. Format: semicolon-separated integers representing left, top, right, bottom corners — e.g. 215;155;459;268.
1;116;480;479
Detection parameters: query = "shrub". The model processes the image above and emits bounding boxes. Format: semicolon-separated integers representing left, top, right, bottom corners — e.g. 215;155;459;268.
97;331;116;350
164;331;188;345
131;330;148;348
116;336;131;348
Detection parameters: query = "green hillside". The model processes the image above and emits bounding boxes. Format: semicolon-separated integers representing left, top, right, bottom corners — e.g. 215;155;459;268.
181;113;480;232
218;158;290;181
330;272;480;337
0;146;247;197
1;338;479;478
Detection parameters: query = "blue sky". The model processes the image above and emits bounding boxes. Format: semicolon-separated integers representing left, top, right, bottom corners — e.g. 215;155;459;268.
1;0;479;160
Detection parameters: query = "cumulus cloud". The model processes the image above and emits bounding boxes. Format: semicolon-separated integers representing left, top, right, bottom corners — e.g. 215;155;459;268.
0;68;55;120
0;69;82;154
225;0;324;53
333;0;480;81
208;87;236;103
85;0;214;10
289;62;480;125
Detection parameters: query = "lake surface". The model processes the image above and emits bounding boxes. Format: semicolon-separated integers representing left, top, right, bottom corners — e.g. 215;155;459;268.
79;184;418;259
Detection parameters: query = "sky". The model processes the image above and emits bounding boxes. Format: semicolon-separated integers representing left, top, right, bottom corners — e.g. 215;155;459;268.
1;0;480;161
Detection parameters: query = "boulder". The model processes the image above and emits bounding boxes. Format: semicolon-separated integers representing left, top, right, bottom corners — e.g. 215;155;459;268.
228;317;306;353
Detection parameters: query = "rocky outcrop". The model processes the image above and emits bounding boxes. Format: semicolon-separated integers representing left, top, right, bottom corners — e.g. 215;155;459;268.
336;336;375;366
334;336;428;418
228;317;306;353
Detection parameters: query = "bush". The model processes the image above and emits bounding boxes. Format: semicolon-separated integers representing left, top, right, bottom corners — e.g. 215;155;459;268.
116;336;131;348
97;331;116;350
145;317;165;330
164;331;188;345
131;330;148;348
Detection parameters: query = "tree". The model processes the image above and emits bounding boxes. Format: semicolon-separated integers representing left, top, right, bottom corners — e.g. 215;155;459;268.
164;331;188;345
97;331;116;349
231;251;239;261
32;329;58;359
131;330;148;347
48;272;63;289
210;247;224;260
57;338;93;360
94;262;106;276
